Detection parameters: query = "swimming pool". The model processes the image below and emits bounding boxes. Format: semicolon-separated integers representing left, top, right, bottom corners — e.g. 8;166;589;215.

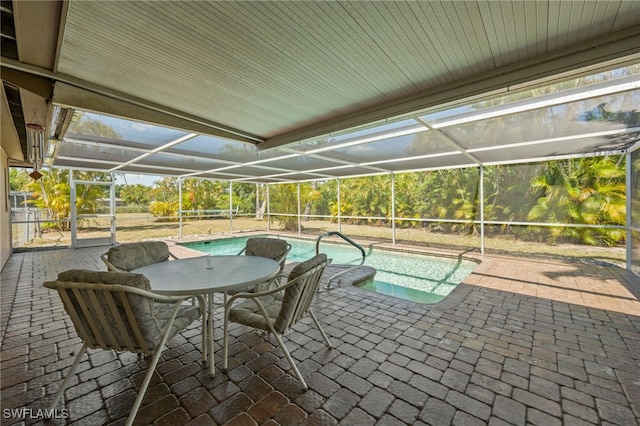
180;235;478;304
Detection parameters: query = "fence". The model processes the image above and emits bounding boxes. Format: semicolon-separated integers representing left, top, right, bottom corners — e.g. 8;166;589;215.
11;208;44;246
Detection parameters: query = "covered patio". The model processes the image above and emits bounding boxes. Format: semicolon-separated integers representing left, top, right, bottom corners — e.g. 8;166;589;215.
1;243;639;425
2;2;640;425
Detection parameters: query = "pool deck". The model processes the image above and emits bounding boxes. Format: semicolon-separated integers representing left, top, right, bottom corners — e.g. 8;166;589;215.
1;245;639;425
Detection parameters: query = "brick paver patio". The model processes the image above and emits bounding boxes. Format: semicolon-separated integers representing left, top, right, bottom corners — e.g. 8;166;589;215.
1;245;639;425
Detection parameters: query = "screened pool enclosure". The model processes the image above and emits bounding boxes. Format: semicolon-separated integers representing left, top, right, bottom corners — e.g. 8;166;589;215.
34;64;640;274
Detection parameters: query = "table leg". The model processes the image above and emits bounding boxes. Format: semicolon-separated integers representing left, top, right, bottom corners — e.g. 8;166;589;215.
201;297;207;366
208;293;215;377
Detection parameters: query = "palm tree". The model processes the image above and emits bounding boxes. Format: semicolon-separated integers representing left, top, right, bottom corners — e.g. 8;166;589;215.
25;169;109;231
527;156;626;245
118;184;151;206
149;177;180;221
339;175;391;225
269;183;300;231
181;178;227;219
393;173;422;228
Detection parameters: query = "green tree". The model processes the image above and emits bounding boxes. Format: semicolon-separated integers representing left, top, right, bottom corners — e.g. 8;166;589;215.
482;164;543;239
409;168;480;234
311;180;336;217
269;183;316;231
393;173;422;228
67;112;122;138
528;156;626;245
149;177;180;220
117;183;151;206
25;169;109;231
232;182;258;215
9;168;31;192
181;178;227;218
337;175;391;225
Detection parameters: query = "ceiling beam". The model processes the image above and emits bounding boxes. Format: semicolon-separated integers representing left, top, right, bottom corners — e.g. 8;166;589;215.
51;82;263;144
0;67;53;99
1;83;23;162
1;57;265;145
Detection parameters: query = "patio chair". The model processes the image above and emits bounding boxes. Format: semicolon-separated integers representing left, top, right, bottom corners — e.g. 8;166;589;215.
237;237;291;273
101;241;178;272
225;237;292;302
222;253;331;389
44;270;205;426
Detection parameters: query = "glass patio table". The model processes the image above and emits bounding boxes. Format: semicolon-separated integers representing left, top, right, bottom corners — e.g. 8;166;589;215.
133;255;280;377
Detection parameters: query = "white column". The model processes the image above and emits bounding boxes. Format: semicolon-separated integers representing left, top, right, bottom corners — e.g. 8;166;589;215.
267;185;271;231
337;179;342;234
178;177;183;239
480;165;485;255
626;152;632;271
229;181;233;234
391;173;396;245
297;183;301;235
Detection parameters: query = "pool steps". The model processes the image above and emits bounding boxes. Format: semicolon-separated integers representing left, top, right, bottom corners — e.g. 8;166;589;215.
315;231;367;289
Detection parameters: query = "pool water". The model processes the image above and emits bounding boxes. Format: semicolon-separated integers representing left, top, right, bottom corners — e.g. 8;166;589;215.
180;235;478;304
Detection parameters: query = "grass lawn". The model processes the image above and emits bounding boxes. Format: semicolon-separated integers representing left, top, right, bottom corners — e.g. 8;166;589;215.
13;213;626;266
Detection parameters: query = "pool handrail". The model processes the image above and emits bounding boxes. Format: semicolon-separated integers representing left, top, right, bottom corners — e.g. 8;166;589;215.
315;231;366;289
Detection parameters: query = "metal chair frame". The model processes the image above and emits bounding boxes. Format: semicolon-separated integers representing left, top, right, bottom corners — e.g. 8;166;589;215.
44;278;205;426
222;256;331;389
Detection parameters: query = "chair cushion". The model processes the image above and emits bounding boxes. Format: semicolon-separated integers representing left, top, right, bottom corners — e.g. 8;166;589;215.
57;269;151;290
228;237;290;296
245;237;289;261
51;269;199;351
275;254;327;333
228;254;328;335
107;242;171;271
228;296;282;332
287;253;327;282
148;302;201;347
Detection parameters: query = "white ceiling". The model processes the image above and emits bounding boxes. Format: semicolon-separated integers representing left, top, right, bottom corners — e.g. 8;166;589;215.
2;1;640;177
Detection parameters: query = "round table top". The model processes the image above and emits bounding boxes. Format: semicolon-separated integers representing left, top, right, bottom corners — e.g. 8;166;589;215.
132;255;281;295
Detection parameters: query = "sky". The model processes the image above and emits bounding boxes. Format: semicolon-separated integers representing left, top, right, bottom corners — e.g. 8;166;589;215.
114;173;160;187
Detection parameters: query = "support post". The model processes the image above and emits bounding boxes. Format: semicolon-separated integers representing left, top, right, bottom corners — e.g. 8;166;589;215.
626;151;632;271
229;181;233;234
297;183;301;235
337;179;342;234
267;185;271;231
178;177;183;239
391;173;396;245
480;165;485;255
